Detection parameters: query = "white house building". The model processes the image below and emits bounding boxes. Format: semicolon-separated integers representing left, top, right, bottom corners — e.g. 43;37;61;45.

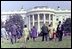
1;6;71;33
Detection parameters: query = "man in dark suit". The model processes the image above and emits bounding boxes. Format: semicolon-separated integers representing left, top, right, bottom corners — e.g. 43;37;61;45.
56;21;64;41
41;24;49;41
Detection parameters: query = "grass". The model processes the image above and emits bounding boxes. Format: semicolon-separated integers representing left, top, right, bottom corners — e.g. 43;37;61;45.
1;36;71;48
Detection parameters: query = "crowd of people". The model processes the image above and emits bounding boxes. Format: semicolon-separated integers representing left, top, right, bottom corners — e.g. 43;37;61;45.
1;21;66;44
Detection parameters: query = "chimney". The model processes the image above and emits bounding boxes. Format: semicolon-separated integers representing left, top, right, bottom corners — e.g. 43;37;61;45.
57;6;60;10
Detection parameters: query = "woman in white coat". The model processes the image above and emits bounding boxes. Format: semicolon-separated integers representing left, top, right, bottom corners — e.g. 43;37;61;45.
1;27;8;39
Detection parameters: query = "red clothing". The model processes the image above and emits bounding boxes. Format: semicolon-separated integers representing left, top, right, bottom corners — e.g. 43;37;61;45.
53;32;56;38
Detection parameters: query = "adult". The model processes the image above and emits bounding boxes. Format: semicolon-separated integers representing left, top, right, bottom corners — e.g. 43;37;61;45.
41;24;49;41
16;25;22;39
23;25;29;43
56;21;64;41
1;26;8;39
31;26;37;41
10;24;17;44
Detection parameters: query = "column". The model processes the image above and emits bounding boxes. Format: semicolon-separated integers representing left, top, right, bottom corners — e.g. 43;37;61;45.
44;14;46;24
53;14;54;26
29;15;30;30
33;14;34;26
54;15;57;31
38;14;40;33
49;14;51;25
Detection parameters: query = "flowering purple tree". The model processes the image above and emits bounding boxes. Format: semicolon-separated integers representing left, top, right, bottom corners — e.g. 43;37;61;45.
5;14;24;35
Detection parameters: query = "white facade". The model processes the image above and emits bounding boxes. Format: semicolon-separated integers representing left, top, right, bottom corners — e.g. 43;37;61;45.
1;6;71;33
1;9;26;25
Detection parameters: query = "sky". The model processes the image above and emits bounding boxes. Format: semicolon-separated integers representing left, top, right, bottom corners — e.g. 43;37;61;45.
1;1;71;11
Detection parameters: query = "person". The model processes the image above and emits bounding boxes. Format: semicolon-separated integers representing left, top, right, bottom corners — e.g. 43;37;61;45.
29;30;32;39
48;24;53;41
18;25;22;37
10;24;17;44
1;26;8;39
31;26;37;41
56;21;64;41
16;25;21;39
41;24;49;41
23;25;29;43
5;22;12;40
52;29;56;41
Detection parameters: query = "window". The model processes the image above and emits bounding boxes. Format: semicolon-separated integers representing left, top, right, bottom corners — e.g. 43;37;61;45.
40;22;43;30
63;19;64;20
50;22;53;26
30;15;32;22
51;14;53;20
39;14;44;20
34;22;38;29
34;14;38;21
56;18;58;21
46;22;49;27
30;22;33;28
45;14;49;20
57;16;58;17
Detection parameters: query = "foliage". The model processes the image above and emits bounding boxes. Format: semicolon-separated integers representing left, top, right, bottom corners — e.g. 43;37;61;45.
5;14;24;32
63;18;71;33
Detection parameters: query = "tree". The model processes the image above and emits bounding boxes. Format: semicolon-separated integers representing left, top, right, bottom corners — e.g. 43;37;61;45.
63;18;71;33
5;14;24;33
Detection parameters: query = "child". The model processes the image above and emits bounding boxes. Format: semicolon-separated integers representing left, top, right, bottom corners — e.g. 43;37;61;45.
53;29;56;41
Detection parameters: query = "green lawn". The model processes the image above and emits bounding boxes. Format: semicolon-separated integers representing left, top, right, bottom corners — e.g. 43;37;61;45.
1;36;71;48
